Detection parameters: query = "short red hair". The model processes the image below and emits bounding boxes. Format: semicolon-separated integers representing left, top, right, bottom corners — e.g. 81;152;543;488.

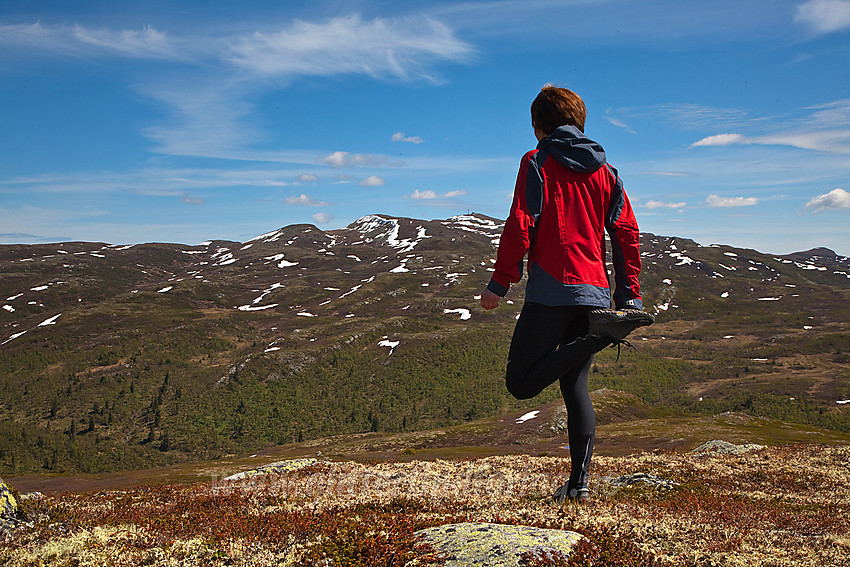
531;85;587;135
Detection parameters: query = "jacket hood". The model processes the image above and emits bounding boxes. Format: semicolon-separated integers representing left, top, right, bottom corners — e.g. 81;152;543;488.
536;125;606;173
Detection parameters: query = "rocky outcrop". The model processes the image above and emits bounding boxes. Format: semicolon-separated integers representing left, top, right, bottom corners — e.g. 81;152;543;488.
415;522;581;567
602;472;680;491
223;458;318;481
1;477;27;540
691;440;764;455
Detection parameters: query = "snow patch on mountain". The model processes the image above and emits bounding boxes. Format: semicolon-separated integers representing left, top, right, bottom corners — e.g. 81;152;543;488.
378;338;399;354
247;228;286;244
444;308;471;320
1;331;27;345
238;304;278;311
351;216;430;253
38;314;61;326
263;254;299;268
444;215;503;244
515;410;540;424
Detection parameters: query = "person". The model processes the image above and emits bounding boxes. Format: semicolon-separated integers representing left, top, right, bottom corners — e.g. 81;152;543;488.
480;85;653;503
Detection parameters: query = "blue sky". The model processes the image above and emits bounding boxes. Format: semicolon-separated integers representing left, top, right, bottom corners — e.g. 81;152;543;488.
1;0;849;255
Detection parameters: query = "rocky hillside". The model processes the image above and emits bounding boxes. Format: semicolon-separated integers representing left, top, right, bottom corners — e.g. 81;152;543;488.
1;214;849;475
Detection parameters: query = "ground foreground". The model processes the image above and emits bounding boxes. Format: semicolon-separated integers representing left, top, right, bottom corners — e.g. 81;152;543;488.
2;443;849;566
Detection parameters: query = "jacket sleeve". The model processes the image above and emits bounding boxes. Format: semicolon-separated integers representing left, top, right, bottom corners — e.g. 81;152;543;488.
487;152;538;297
604;165;643;309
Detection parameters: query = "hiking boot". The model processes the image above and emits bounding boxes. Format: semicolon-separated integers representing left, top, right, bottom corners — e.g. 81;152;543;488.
553;483;590;505
588;308;654;342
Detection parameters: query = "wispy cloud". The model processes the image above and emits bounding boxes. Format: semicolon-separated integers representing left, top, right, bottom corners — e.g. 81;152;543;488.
333;175;356;184
804;187;850;212
1;167;326;194
359;176;386;187
223;15;474;80
642;171;695;177
71;24;183;59
311;212;333;224
409;189;437;199
392;131;424;144
609;104;750;133
0;22;186;60
644;200;687;209
690;133;749;148
295;174;318;182
180;192;205;205
794;0;850;34
689;100;850;154
2;16;472;163
284;194;331;206
604;114;635;134
319;151;391;168
406;189;467;200
140;76;265;157
706;194;759;207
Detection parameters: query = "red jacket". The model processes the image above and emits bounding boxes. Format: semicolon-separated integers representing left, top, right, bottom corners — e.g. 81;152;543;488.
487;125;643;309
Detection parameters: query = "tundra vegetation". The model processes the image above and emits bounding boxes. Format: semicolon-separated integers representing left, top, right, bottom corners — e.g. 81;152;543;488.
3;444;848;565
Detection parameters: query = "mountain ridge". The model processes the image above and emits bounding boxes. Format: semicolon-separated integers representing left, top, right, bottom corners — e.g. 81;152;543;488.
1;213;848;476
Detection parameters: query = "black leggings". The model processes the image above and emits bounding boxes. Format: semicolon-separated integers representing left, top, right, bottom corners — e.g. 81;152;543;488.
505;302;608;489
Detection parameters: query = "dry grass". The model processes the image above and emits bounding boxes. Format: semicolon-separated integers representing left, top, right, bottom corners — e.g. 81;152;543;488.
3;443;849;566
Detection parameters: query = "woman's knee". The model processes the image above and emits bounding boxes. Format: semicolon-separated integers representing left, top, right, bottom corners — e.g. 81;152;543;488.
505;374;538;400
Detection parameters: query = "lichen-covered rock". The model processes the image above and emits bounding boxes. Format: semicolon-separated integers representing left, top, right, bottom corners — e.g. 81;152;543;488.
415;522;581;567
1;477;27;540
223;458;318;481
602;472;680;491
691;440;764;455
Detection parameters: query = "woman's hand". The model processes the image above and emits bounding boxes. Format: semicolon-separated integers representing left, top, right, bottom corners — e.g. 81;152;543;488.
480;288;501;310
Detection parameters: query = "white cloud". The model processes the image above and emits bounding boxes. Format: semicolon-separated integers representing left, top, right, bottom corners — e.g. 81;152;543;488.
223;15;473;80
687;100;850;155
804;188;850;212
645;200;686;209
609;104;749;133
311;212;333;224
359;176;386;187
180;192;205;205
409;189;437;199
285;194;330;206
0;22;184;60
140;77;265;158
605;115;635;134
71;25;181;59
319;151;389;168
295;173;318;182
690;133;748;148
643;171;694;177
691;129;850;154
706;194;759;207
392;131;424;144
407;189;466;200
795;0;850;34
3;167;324;196
756;130;850;154
2;18;470;162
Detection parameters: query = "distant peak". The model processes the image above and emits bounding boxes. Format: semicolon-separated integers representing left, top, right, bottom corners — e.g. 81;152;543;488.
783;247;838;259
